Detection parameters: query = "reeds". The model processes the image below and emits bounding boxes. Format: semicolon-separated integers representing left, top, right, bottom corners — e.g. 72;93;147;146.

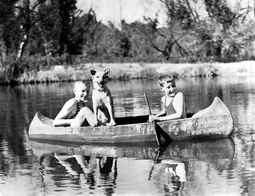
2;57;255;85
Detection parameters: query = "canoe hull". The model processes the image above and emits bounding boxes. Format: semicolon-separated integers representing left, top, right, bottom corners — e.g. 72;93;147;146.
29;97;233;144
29;115;157;144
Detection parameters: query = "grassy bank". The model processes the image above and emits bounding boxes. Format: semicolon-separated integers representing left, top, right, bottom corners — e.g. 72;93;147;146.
1;61;255;85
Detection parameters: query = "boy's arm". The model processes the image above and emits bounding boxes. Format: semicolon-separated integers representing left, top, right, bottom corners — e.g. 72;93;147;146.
53;99;76;126
155;96;166;117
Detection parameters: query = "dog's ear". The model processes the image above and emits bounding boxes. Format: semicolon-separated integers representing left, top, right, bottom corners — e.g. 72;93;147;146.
104;68;110;75
90;69;96;75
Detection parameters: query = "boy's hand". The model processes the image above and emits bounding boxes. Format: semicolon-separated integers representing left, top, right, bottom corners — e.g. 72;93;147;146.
107;120;116;126
94;119;99;127
90;117;98;127
149;115;157;122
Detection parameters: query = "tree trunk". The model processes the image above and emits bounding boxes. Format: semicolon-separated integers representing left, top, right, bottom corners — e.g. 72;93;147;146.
43;41;51;66
0;40;6;65
0;26;6;67
254;0;255;17
0;39;7;67
17;32;28;60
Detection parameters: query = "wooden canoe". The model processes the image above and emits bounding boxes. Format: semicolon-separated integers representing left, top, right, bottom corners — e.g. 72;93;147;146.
28;96;233;144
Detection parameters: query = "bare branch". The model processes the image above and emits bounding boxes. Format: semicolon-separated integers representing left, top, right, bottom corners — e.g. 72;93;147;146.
31;0;45;11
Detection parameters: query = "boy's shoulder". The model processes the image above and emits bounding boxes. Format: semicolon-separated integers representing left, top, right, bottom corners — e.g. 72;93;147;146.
64;98;77;107
161;95;166;102
175;91;184;97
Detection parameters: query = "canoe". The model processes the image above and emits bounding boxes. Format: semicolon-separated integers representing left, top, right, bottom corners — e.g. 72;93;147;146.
28;96;233;144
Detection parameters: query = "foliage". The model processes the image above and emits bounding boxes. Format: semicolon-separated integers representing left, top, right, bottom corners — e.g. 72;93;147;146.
58;0;78;55
204;0;239;30
0;0;19;62
1;0;255;83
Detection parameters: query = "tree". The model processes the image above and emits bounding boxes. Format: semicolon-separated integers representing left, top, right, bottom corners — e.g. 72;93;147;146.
0;0;19;63
58;0;78;55
200;0;253;60
36;0;61;57
120;21;157;61
71;8;99;56
204;0;238;31
140;8;192;60
14;0;47;59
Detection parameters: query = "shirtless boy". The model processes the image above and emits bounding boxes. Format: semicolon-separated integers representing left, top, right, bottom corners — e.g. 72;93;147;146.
149;75;185;122
53;81;97;127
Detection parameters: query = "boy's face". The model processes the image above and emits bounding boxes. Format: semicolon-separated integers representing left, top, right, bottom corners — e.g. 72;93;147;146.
74;83;88;101
159;79;176;94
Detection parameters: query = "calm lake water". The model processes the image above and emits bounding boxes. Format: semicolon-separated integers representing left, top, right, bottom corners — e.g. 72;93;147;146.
0;76;255;196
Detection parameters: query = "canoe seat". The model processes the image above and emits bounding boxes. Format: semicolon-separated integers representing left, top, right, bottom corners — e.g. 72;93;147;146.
115;115;149;125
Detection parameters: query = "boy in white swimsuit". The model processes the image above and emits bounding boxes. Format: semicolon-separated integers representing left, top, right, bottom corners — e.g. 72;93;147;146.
149;75;185;122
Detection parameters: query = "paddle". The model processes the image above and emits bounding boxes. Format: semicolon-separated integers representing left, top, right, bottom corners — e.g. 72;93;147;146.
144;92;172;147
147;147;161;180
147;144;168;180
144;92;161;146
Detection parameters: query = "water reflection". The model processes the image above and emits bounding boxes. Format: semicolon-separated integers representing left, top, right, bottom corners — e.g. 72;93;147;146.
31;138;235;196
0;132;38;196
148;139;234;196
39;152;118;195
157;160;186;194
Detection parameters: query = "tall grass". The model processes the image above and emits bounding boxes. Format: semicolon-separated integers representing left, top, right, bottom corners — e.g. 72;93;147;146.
0;55;231;85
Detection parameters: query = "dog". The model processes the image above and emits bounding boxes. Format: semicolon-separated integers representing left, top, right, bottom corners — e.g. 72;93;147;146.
91;68;116;126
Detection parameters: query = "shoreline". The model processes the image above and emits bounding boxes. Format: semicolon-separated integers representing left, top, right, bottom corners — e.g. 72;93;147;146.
3;60;255;85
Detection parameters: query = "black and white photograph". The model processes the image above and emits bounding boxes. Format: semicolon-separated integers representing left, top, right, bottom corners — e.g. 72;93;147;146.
0;0;255;195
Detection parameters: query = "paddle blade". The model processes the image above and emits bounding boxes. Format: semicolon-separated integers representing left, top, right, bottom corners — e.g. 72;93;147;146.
154;123;172;146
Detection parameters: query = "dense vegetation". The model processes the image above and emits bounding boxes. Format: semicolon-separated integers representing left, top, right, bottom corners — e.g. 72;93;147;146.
0;0;255;83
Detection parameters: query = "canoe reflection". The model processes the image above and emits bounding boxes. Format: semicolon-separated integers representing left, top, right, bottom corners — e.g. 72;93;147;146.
33;138;234;195
40;153;117;176
33;138;234;165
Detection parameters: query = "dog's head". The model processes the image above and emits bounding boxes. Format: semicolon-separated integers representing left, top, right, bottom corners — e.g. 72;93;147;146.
91;68;110;89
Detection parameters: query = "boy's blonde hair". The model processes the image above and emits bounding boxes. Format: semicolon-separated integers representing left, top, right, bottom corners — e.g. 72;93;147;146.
158;75;176;87
73;81;87;90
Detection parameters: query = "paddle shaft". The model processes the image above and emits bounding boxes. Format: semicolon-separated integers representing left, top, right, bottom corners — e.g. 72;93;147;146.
144;93;152;115
144;93;161;145
148;147;161;180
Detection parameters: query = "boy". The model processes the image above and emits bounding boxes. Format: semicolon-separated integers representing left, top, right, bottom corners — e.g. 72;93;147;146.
53;81;97;127
149;75;185;122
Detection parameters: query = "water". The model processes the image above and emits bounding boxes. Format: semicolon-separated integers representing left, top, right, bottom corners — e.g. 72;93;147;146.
0;76;255;196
